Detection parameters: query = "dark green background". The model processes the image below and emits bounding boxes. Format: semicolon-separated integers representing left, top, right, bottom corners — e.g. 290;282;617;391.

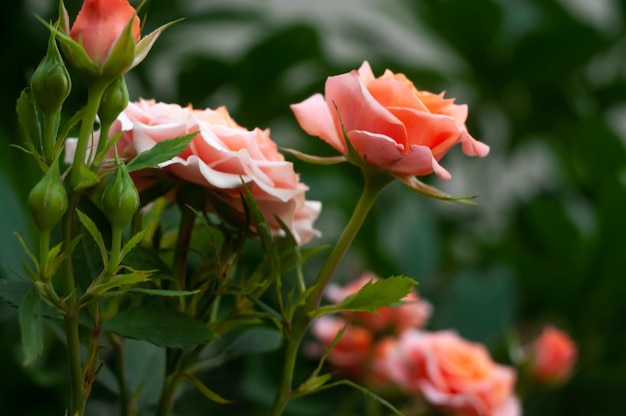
1;0;625;414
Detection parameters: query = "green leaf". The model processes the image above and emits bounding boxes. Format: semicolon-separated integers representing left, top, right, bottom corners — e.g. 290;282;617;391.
102;301;213;348
76;209;108;266
241;181;280;274
72;164;101;191
15;89;43;165
126;132;196;172
281;147;347;165
310;276;415;319
119;229;147;262
126;288;200;297
0;279;31;307
181;372;232;404
296;373;332;394
19;286;44;365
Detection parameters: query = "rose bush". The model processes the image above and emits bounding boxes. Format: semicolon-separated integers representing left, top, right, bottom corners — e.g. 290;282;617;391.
383;330;520;416
291;61;490;180
66;99;321;245
529;325;577;384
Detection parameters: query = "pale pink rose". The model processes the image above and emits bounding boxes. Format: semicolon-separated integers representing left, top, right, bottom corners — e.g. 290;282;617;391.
384;330;520;416
69;0;141;66
291;61;489;180
530;325;577;383
309;315;373;379
66;99;321;245
326;273;432;333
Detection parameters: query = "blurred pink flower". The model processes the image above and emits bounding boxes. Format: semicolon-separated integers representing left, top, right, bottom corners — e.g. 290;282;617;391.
291;61;489;180
530;325;577;384
309;315;373;380
383;330;520;416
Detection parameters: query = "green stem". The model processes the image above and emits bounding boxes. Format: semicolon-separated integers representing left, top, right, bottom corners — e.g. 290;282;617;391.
267;325;304;416
268;170;391;416
69;82;108;190
172;199;200;293
306;170;391;311
39;229;50;280
106;225;123;277
156;373;181;416
109;333;132;416
42;113;58;165
61;193;85;416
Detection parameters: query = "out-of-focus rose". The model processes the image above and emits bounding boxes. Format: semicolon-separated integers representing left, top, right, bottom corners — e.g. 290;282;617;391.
326;273;432;333
384;330;520;416
291;61;489;180
69;0;141;67
309;315;373;379
530;325;577;384
66;99;321;245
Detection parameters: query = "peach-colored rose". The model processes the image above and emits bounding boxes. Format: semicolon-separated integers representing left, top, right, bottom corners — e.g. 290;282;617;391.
69;0;141;66
309;315;373;379
291;61;489;180
384;330;520;416
326;273;432;333
67;99;321;245
530;325;577;383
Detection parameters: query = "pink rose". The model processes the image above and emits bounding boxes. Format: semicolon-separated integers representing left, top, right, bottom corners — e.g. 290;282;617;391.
69;0;141;66
384;330;520;416
67;99;321;245
326;273;432;333
291;61;489;180
309;315;373;379
530;325;577;384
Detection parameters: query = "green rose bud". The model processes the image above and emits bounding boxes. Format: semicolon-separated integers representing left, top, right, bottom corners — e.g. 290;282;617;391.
31;33;71;116
28;161;68;232
101;162;139;228
98;77;129;127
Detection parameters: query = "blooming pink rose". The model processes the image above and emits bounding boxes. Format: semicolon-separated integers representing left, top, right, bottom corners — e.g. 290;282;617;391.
67;99;321;245
291;61;489;180
309;315;373;379
384;330;520;416
69;0;141;66
530;325;577;383
326;273;432;333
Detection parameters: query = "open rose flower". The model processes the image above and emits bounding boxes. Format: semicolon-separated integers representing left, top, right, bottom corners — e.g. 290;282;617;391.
383;330;520;416
66;99;321;245
529;325;577;384
291;61;489;180
326;272;432;333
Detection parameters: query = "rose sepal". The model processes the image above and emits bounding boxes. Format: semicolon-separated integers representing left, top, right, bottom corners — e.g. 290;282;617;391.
395;174;477;204
281;147;347;165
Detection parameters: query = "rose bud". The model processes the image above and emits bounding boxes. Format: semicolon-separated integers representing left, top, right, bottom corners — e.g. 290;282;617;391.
31;32;71;116
101;162;139;228
28;161;68;232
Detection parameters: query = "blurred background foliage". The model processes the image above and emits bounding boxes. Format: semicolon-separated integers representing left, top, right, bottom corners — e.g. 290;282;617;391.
1;0;626;414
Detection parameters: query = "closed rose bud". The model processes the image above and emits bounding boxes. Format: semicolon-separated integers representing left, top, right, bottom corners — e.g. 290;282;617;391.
28;161;68;232
530;325;577;384
98;77;129;126
101;162;139;228
31;34;71;116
